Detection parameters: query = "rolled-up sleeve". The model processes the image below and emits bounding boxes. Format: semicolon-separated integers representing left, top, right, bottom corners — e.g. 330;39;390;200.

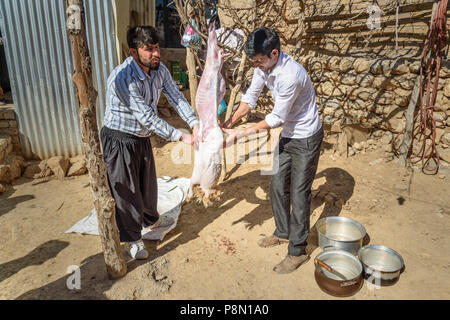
127;80;182;141
161;65;199;128
240;69;266;110
265;76;302;128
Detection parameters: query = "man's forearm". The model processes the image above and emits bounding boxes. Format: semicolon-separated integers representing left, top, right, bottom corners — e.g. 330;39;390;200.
230;102;251;126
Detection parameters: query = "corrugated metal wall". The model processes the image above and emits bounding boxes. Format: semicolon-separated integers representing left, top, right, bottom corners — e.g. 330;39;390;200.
0;0;118;159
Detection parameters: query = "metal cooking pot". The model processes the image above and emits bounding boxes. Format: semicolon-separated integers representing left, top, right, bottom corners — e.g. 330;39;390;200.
314;249;364;297
358;245;404;286
316;217;366;255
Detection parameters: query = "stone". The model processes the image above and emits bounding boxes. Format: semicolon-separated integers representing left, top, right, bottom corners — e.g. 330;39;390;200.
353;58;370;73
377;91;395;105
323;115;335;125
339;57;354;73
440;61;450;78
395;87;411;98
0;183;5;194
435;91;450;111
350;87;377;101
380;131;394;145
327;56;341;71
383;144;393;152
68;156;88;177
321;81;340;97
341;72;357;85
440;132;450;146
444;79;450;98
343;124;370;145
386;118;405;133
0;165;10;183
47;156;70;179
356;73;374;87
324;107;336;116
5;155;24;182
397;76;416;90
409;61;421;74
437;147;450;163
334;108;344;118
1;110;15;120
353;142;362;151
0;138;8;153
395;96;410;107
370;60;390;75
390;59;410;75
348;147;355;156
323;71;341;82
373;76;397;91
23;161;53;179
330;122;342;133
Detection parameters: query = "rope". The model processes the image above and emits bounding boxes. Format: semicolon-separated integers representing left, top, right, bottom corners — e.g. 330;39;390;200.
413;0;448;174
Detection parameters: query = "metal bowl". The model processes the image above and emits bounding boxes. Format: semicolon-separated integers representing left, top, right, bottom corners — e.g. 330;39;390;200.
314;249;364;297
358;245;404;285
316;217;366;254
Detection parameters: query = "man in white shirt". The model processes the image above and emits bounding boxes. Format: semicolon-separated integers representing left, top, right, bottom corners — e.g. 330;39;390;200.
221;27;323;274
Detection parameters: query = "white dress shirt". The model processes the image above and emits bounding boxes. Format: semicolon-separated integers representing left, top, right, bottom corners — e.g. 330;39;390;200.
241;51;322;139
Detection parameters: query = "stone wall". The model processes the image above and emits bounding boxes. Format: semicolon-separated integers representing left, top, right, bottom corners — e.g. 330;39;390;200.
298;55;450;131
0;105;20;155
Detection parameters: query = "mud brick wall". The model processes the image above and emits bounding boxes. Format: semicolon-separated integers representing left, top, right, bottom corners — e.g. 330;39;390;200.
0;106;21;156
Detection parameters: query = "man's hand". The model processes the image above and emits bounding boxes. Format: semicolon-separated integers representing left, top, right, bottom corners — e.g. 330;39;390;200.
220;118;233;130
181;133;194;145
192;124;202;149
222;128;244;147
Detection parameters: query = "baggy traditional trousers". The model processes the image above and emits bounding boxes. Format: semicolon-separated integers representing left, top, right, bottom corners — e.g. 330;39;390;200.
100;126;159;242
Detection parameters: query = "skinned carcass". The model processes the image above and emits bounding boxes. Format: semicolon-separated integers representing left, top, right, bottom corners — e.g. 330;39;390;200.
187;18;228;207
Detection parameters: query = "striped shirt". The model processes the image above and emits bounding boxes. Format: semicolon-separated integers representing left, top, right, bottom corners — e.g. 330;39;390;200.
103;56;199;141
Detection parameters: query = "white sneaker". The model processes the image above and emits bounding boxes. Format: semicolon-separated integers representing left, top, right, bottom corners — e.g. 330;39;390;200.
142;216;175;233
126;239;149;260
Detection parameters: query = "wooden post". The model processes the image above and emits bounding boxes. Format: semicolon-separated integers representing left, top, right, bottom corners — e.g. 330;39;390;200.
186;47;198;109
66;0;127;279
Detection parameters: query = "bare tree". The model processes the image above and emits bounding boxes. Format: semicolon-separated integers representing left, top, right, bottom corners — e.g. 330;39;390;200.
65;0;127;278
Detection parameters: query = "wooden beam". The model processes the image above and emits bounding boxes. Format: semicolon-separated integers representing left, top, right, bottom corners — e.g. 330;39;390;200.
66;0;127;279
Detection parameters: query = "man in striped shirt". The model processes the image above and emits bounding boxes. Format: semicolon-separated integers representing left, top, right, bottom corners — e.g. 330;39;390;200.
100;26;200;260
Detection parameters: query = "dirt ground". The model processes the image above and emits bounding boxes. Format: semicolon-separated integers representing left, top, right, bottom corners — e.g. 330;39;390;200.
0;118;449;300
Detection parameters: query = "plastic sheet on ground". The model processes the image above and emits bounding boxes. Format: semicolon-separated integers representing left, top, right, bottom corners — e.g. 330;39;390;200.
65;177;190;241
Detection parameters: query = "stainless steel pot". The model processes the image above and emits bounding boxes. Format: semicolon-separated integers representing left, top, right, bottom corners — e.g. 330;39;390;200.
316;217;366;255
358;245;404;286
314;249;364;297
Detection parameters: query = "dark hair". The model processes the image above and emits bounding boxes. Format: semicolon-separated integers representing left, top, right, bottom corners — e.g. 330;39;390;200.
127;26;159;49
244;27;280;58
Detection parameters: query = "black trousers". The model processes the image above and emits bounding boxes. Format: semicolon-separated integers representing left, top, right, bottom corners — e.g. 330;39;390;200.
100;126;159;242
270;127;323;256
